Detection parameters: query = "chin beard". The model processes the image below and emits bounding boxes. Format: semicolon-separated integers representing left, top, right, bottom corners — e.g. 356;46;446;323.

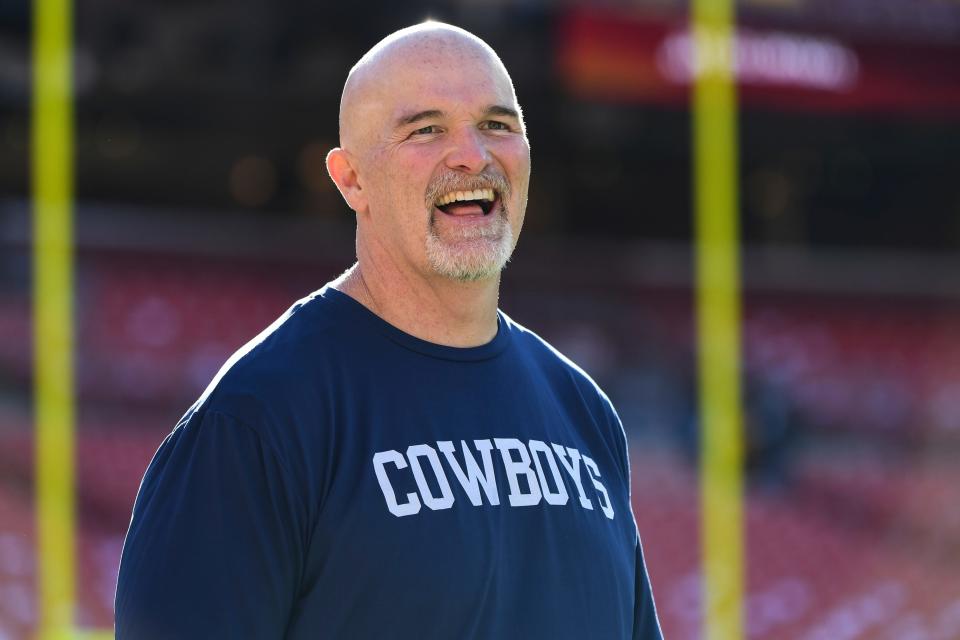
425;211;516;282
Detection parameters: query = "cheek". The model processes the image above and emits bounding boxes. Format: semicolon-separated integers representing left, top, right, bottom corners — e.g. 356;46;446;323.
386;152;437;204
369;163;420;207
503;143;530;230
497;139;531;188
374;156;436;240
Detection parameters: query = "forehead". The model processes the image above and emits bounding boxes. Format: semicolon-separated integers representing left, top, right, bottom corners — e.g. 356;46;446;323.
377;45;516;123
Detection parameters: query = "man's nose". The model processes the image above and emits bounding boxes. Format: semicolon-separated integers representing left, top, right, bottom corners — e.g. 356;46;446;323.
445;127;491;174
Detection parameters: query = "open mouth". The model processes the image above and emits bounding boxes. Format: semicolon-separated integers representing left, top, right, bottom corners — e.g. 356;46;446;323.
435;188;497;216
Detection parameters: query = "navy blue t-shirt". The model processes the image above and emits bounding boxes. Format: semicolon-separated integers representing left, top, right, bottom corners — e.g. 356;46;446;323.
115;287;662;639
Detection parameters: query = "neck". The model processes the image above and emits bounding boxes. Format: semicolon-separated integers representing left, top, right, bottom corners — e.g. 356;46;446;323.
332;255;501;348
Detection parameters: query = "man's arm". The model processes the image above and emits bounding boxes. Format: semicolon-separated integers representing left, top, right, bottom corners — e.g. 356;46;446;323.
600;396;663;639
115;409;305;639
633;537;664;640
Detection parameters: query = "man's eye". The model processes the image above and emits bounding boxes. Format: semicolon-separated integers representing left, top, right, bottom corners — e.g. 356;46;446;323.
411;125;440;136
482;120;511;131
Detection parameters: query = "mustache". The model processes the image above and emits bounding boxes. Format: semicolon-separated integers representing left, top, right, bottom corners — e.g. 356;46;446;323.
425;170;511;207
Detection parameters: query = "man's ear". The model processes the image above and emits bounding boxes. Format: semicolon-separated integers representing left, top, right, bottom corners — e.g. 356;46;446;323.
326;148;368;214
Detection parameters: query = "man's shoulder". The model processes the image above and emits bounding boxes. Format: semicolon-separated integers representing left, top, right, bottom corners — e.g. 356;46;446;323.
503;312;612;405
503;312;630;479
194;288;355;421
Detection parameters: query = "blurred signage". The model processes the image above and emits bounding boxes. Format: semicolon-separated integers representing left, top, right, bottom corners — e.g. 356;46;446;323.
657;28;858;91
587;0;960;46
558;8;960;117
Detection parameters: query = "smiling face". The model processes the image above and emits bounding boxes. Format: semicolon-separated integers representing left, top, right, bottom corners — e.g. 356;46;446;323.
329;25;531;283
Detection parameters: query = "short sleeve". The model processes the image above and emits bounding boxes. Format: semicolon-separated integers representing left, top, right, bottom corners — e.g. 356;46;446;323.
606;395;663;639
633;537;664;639
115;410;305;639
601;393;632;492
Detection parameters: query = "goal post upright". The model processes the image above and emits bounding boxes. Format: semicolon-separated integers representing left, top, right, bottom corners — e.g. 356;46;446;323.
691;0;746;638
32;0;77;636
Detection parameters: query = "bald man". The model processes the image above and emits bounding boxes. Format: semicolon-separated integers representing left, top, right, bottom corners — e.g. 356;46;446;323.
115;23;661;640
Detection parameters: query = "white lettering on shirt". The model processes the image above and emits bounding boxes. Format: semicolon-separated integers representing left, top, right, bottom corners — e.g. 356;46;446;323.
582;455;614;520
406;444;455;511
373;450;422;517
552;444;593;510
528;439;569;506
437;439;500;506
373;439;616;519
494;438;543;507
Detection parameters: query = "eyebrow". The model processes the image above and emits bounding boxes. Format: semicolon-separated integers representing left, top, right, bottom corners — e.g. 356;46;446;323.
484;105;520;120
396;109;444;128
394;105;520;129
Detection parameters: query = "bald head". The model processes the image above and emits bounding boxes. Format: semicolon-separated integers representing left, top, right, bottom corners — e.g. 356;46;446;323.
338;23;521;152
325;22;531;287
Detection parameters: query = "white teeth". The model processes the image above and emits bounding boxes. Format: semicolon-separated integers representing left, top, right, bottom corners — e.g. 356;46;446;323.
437;188;496;206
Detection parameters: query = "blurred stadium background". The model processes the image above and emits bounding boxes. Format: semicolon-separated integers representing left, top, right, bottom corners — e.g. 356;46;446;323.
3;0;960;638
